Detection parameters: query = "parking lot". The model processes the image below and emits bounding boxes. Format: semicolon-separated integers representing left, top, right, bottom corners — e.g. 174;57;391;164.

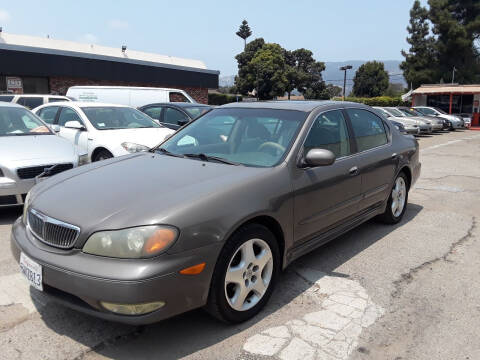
1;129;480;360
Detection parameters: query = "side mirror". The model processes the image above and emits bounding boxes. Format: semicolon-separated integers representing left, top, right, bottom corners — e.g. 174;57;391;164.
303;149;336;167
177;119;189;126
64;120;85;130
51;124;61;133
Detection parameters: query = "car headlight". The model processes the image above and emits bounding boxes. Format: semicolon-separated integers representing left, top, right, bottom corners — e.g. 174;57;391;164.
83;225;178;258
121;142;150;153
23;192;31;225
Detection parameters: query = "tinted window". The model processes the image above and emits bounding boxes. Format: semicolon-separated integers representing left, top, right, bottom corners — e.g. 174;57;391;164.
304;110;350;158
0;107;51;136
82;107;161;130
161;108;306;167
164;108;188;125
0;95;14;102
48;97;68;103
143;106;162;120
17;97;43;109
347;109;388;152
58;107;83;127
37;106;59;124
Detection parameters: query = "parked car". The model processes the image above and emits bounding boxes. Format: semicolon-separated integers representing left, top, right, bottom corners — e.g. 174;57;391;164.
66;86;196;108
396;106;447;131
381;106;442;132
0;94;71;110
12;101;420;325
413;106;464;129
33;102;175;162
0;102;80;206
138;103;213;130
453;113;472;128
373;107;422;134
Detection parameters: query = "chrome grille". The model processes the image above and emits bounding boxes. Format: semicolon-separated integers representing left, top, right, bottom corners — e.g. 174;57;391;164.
27;209;80;249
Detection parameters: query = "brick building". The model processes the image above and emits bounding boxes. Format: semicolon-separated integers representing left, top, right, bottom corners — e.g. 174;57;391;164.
0;33;218;104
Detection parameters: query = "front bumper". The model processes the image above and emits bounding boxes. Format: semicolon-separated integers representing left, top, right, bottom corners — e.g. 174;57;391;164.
10;218;222;325
0;177;32;206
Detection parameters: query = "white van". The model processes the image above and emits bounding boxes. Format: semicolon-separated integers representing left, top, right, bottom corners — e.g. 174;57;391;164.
66;86;196;108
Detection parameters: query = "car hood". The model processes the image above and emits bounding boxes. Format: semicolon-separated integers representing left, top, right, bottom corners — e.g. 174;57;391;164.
29;153;269;239
393;117;419;126
95;127;174;148
0;135;77;165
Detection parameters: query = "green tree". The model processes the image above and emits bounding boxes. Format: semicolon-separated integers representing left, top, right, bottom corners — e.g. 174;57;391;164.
234;38;265;95
400;0;437;88
250;43;288;99
428;0;480;83
352;61;389;97
236;20;252;49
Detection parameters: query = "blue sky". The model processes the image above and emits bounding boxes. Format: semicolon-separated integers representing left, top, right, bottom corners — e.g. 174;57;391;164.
0;0;423;76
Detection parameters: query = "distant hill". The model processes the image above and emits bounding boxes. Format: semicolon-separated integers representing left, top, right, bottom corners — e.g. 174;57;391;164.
220;60;406;95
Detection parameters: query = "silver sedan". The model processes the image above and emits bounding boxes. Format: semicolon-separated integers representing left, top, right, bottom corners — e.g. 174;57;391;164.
0;102;81;206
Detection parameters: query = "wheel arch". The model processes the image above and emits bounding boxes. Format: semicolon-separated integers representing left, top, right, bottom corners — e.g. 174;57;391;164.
398;165;412;190
91;146;113;161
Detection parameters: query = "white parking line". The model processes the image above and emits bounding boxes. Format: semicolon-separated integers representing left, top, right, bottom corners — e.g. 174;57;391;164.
421;134;480;152
242;267;384;360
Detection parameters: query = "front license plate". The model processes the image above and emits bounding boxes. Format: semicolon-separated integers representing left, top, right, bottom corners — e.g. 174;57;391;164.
19;252;43;291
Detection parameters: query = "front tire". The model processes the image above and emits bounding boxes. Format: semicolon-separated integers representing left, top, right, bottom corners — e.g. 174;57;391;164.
378;172;409;224
92;149;113;162
206;224;280;323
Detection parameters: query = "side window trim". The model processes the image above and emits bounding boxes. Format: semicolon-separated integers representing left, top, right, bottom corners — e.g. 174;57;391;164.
343;107;390;155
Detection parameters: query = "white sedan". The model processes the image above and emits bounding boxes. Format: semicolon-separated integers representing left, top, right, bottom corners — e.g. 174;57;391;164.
33;102;175;162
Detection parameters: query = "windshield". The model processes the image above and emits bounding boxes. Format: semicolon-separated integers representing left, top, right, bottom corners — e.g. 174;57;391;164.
416;107;438;116
386;108;405;117
158;108;307;167
184;106;212;119
0;107;52;136
375;108;391;117
397;108;416;117
82;107;161;130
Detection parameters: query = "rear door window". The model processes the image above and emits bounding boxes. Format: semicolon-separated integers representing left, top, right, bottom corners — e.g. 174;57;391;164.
37;106;60;124
0;95;14;102
346;108;388;152
17;97;44;109
48;97;68;103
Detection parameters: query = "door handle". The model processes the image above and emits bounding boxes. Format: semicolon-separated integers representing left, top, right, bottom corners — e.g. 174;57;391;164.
349;166;359;176
391;153;398;159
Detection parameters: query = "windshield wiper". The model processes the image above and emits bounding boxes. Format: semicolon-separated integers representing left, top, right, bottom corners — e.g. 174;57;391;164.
183;153;242;166
154;147;185;158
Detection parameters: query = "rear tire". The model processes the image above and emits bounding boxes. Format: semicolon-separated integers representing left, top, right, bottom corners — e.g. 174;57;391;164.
206;224;280;323
92;149;113;162
378;172;409;224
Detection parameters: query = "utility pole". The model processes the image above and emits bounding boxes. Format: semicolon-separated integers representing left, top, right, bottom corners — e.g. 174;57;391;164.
452;66;457;84
339;65;352;100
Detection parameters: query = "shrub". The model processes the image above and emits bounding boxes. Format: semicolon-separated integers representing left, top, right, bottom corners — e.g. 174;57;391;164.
208;93;243;105
332;96;409;107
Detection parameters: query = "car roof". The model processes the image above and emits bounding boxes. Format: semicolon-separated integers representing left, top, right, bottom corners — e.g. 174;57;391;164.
141;102;211;108
219;100;363;112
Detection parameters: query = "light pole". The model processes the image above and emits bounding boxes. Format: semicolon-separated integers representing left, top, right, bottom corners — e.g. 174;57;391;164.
452;66;457;84
339;65;352;100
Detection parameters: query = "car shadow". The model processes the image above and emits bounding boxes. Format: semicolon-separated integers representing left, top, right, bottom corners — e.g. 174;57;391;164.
33;203;423;359
0;206;22;226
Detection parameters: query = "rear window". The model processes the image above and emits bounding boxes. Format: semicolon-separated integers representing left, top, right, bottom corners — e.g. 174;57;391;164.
17;97;43;109
0;95;14;102
48;97;68;103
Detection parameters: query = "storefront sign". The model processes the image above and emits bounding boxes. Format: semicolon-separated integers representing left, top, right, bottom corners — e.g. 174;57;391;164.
6;77;23;94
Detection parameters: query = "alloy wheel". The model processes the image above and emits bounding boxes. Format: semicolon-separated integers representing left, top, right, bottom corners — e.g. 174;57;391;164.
224;238;273;311
391;177;407;217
